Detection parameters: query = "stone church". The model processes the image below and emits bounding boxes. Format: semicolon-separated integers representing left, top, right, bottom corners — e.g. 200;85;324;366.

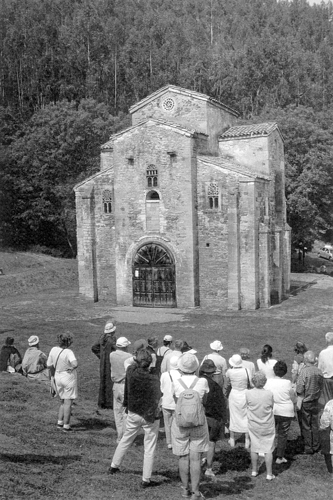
74;85;291;310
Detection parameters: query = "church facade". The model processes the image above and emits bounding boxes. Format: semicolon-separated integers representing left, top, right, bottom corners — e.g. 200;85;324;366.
74;85;291;310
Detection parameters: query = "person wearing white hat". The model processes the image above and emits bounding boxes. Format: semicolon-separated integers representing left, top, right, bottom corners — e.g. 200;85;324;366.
156;335;174;375
161;339;184;374
91;319;117;410
22;335;49;383
200;340;227;389
170;353;210;500
110;336;132;442
225;354;251;449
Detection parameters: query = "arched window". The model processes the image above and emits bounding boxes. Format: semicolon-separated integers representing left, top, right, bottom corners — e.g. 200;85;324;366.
147;165;158;188
146;191;160;231
207;182;219;209
102;189;112;214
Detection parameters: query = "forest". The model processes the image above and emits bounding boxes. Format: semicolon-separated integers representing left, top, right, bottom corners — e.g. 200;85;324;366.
1;0;333;256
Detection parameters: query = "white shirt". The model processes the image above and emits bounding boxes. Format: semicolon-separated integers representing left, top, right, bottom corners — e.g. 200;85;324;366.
257;359;277;379
47;347;77;372
265;377;296;417
318;345;333;378
160;369;181;409
201;353;227;375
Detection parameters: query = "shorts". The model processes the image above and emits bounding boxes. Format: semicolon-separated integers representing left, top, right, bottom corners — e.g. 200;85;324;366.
206;416;223;442
171;417;209;456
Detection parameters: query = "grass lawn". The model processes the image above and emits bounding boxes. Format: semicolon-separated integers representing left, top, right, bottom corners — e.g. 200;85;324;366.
1;251;333;499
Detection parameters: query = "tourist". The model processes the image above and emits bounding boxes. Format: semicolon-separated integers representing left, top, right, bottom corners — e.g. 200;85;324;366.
161;339;184;373
171;352;209;500
160;355;181;449
319;398;333;473
246;371;275;480
124;338;148;372
256;345;277;379
110;337;132;442
265;360;296;464
47;332;78;432
147;336;158;374
239;347;255;380
291;342;308;385
199;359;228;478
109;349;162;488
156;335;173;374
91;320;117;410
296;351;323;454
318;332;333;409
201;340;227;388
0;337;22;373
21;335;49;382
226;354;251;449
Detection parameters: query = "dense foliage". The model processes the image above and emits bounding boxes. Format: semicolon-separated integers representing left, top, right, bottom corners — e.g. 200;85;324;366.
1;0;333;254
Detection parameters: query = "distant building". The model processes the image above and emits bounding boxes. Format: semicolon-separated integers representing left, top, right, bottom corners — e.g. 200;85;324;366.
74;85;291;310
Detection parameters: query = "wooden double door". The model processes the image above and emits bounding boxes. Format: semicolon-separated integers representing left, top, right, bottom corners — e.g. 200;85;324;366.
133;243;176;307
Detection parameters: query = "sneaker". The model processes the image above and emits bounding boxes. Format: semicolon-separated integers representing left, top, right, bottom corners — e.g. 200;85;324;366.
57;424;63;429
191;493;205;500
107;467;120;475
204;468;215;477
276;457;288;464
62;427;73;432
266;474;276;481
141;480;156;488
251;471;259;477
181;486;191;497
167;444;173;450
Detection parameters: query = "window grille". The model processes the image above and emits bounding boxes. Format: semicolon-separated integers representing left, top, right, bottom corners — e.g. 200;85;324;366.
102;189;112;214
207;182;219;209
147;165;158;188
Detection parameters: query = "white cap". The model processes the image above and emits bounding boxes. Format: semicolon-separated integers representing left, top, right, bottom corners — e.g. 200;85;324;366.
164;335;173;341
210;340;223;351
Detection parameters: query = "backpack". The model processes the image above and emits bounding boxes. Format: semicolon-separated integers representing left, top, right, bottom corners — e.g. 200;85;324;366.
174;377;206;428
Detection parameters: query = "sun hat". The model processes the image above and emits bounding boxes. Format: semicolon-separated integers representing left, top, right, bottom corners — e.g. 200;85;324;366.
116;337;131;348
169;356;180;370
210;340;223;351
188;348;197;354
164;335;173;342
229;354;243;367
104;321;116;334
133;338;148;354
28;335;39;346
178;353;199;374
200;359;216;374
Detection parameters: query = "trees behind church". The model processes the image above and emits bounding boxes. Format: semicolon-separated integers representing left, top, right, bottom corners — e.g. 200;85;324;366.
1;0;333;254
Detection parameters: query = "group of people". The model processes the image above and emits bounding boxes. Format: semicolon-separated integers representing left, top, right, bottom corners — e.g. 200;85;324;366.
3;324;333;499
1;332;78;432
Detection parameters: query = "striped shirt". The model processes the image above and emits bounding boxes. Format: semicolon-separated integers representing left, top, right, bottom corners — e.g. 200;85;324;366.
296;365;323;402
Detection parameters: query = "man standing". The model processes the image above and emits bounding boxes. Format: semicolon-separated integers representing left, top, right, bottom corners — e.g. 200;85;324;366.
109;349;162;488
110;337;132;442
200;340;227;388
171;353;209;500
296;350;323;454
161;339;184;373
239;347;255;380
318;332;333;408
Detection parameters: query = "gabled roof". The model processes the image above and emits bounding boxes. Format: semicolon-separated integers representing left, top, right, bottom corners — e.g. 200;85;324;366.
219;122;283;141
129;85;239;117
74;166;113;190
198;155;271;181
101;118;199;150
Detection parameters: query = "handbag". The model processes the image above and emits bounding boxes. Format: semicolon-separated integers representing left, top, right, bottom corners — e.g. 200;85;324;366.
49;349;64;398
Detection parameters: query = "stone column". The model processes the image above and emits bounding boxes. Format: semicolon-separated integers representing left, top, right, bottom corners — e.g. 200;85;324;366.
259;222;270;308
239;180;259;310
227;181;241;310
75;185;98;301
282;223;291;299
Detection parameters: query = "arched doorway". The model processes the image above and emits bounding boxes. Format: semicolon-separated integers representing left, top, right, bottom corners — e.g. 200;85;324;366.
133;243;176;307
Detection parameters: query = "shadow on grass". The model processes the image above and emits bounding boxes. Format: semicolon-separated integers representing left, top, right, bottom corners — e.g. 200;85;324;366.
202;475;254;497
0;453;81;464
216;447;251;474
73;417;112;431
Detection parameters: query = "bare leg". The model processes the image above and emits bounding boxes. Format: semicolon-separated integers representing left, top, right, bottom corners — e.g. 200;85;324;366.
265;452;273;476
63;399;73;426
189;450;202;495
251;452;258;474
206;441;215;469
324;454;333;473
179;455;190;491
229;431;235;447
245;432;250;449
58;400;64;422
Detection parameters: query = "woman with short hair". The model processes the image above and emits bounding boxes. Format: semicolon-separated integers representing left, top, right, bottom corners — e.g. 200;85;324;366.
265;360;296;465
47;332;78;432
246;370;275;480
